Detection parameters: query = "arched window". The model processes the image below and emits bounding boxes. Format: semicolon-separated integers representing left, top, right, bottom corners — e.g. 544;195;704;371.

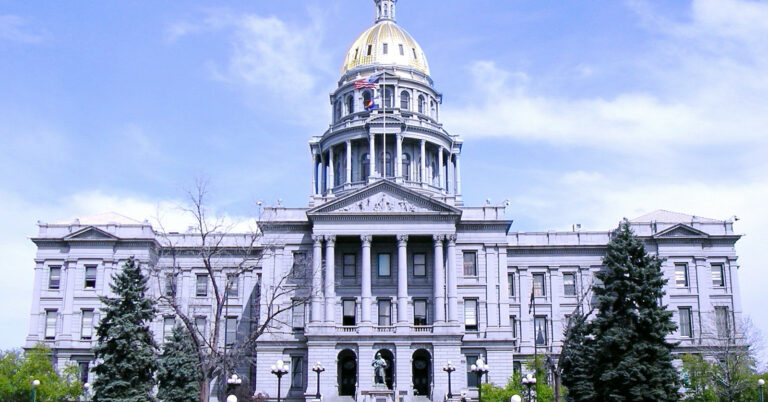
363;91;372;111
430;100;437;119
430;160;438;185
361;153;370;181
334;157;342;187
401;153;411;181
346;95;354;114
400;91;410;110
384;86;394;109
378;152;393;178
335;100;342;121
418;95;426;114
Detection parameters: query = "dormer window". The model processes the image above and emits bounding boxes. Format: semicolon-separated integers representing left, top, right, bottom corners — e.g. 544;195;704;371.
367;44;373;56
354;48;359;59
412;48;417;59
382;43;388;55
399;44;404;56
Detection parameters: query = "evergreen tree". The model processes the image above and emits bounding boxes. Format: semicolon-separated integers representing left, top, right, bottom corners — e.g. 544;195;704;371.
92;256;158;401
585;220;680;401
560;310;596;401
158;326;200;402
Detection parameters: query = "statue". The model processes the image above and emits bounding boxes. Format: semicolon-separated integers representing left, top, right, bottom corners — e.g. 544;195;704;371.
372;352;388;385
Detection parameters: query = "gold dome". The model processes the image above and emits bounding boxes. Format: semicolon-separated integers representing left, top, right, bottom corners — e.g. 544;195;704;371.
341;21;430;76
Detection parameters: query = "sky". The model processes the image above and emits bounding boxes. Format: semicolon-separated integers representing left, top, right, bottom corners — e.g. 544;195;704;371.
0;0;766;364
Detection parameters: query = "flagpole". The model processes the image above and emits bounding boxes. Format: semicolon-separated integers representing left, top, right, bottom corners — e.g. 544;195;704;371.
382;71;386;179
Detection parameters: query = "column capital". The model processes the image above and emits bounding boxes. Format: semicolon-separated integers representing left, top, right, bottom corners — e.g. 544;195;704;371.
397;234;409;245
312;234;324;244
361;234;373;245
432;234;445;245
445;234;457;245
324;235;336;245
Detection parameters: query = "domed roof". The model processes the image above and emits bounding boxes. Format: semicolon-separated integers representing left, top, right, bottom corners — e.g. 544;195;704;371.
341;21;430;76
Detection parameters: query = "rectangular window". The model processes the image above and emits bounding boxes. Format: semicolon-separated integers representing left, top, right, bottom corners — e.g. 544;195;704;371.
84;265;97;289
463;251;477;276
378;299;392;326
377;253;391;277
510;315;517;338
226;274;238;298
292;301;305;329
164;275;176;297
343;299;356;326
712;264;725;287
675;263;689;288
533;273;546;297
412;48;418;59
78;362;89;384
679;307;693;338
715;306;730;338
508;273;515;297
367;44;372;56
398;44;404;55
291;356;304;389
81;310;94;339
48;266;61;289
45;310;57;339
414;299;427;326
196;274;208;296
413;253;426;277
195;317;207;338
563;273;576;296
163;317;175;340
464;299;478;331
343;254;356;278
382;43;388;54
225;316;237;346
292;252;307;278
466;356;479;387
534;316;548;346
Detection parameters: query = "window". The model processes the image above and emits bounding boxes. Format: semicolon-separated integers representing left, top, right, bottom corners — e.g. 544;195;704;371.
196;274;208;296
291;356;304;389
378;299;392;326
45;310;57;339
335;100;342;121
563;273;576;296
715;306;730;338
81;310;94;340
164;275;176;297
163;317;175;340
84;266;97;289
534;316;548;346
464;299;478;331
508;273;515;297
78;361;89;384
413;253;426;277
343;254;356;278
510;316;517;339
382;43;388;54
466;356;479;387
292;301;305;329
400;91;410;110
195;317;207;338
401;153;411;181
291;252;307;278
367;44;372;56
361;153;370;180
463;251;477;276
679;307;693;338
414;299;427;325
377;253;391;277
343;299;356;326
346;95;354;114
225;317;237;346
226;274;238;298
48;266;61;289
412;48;418;59
675;263;689;288
712;264;725;287
398;44;404;55
418;95;425;114
533;273;546;297
430;100;436;118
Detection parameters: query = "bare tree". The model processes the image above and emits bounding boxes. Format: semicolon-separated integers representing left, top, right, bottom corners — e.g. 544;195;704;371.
150;180;314;402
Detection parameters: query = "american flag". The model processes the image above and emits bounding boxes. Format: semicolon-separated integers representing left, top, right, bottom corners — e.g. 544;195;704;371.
354;80;377;89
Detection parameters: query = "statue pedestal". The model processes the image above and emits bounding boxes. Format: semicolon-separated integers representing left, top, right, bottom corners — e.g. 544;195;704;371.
361;385;394;402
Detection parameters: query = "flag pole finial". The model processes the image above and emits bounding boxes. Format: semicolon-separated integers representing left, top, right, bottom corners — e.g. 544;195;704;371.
373;0;397;23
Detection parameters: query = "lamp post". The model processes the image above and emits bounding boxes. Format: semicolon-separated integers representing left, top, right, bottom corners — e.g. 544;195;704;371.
470;358;489;402
442;361;456;399
311;361;325;399
271;360;289;402
758;378;765;402
30;379;40;402
511;396;522;402
227;372;242;399
82;383;91;402
521;374;537;402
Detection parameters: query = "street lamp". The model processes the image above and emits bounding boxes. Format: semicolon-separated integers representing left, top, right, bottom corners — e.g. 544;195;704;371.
227;372;242;397
470;358;489;402
511;395;522;402
758;378;765;402
521;373;537;402
82;383;91;402
30;379;40;402
226;395;237;402
442;361;456;399
271;360;289;402
311;361;325;399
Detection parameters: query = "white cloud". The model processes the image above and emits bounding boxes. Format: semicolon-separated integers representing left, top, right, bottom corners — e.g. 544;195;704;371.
0;14;44;43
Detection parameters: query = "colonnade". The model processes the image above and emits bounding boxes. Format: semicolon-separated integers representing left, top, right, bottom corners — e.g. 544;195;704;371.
309;234;459;325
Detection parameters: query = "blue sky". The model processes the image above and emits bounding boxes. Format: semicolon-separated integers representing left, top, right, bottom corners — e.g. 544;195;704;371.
1;0;767;363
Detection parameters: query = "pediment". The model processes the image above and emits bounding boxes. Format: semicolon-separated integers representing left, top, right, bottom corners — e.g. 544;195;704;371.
308;181;461;216
653;223;708;239
63;226;119;241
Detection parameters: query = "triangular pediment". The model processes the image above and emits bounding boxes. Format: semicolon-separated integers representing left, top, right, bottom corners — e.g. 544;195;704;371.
308;180;461;216
63;226;119;241
653;223;709;239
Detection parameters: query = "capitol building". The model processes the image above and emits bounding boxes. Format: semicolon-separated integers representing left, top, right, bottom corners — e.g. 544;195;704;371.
25;1;744;401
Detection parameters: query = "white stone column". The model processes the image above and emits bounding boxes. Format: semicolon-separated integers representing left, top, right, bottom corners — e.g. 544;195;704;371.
419;139;426;185
311;235;324;322
455;153;462;195
328;147;335;194
324;235;336;323
311;155;317;195
397;235;409;323
346;140;352;184
395;134;403;179
433;235;446;323
369;134;376;178
361;235;373;324
320;154;326;194
446;234;458;322
438;147;445;192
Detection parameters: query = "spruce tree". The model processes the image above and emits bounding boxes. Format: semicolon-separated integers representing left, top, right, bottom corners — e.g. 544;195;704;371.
560;310;596;401
158;325;200;402
92;256;158;401
587;220;680;401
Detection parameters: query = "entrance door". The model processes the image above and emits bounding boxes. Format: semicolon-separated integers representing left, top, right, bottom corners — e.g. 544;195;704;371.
338;350;357;396
412;349;431;397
